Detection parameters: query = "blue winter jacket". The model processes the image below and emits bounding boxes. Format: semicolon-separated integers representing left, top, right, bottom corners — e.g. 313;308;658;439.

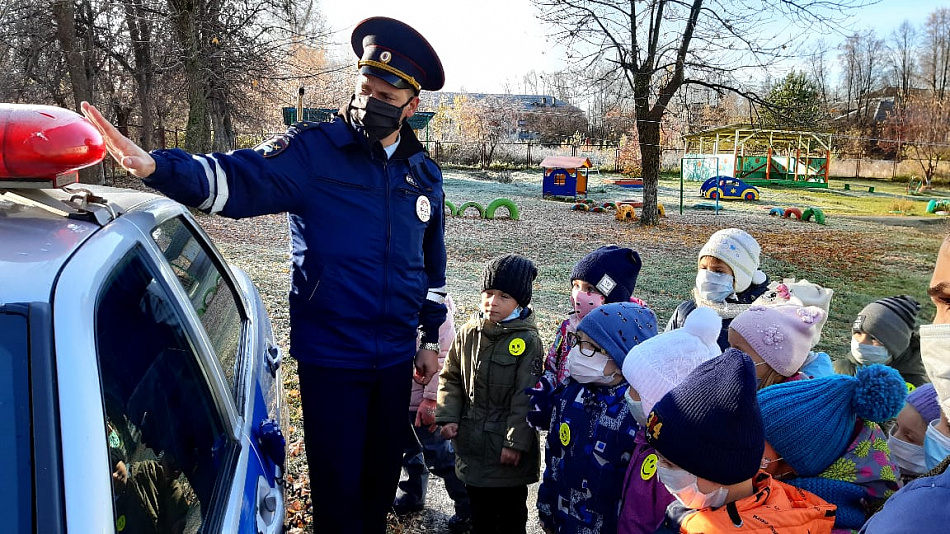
143;117;447;369
859;465;950;533
538;379;639;533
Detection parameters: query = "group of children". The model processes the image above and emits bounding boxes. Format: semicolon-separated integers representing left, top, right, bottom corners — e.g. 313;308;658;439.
413;227;950;534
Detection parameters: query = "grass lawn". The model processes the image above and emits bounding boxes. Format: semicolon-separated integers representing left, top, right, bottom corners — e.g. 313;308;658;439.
442;169;949;361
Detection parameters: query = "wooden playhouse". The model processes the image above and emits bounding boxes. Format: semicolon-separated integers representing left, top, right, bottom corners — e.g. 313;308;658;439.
540;156;592;197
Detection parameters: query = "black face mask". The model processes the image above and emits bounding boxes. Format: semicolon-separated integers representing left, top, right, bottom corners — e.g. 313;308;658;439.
347;94;409;143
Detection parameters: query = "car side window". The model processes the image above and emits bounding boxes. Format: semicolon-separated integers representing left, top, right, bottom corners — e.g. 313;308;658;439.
151;217;243;399
95;250;235;534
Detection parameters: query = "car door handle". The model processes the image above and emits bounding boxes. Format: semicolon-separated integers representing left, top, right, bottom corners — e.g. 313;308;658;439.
266;344;282;375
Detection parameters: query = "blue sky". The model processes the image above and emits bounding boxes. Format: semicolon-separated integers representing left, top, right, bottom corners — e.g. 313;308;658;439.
321;0;949;94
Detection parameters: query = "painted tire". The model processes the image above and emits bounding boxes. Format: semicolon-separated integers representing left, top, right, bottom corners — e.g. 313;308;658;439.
590;206;606;213
572;203;590;211
928;199;939;213
802;207;826;225
769;207;785;217
485;197;520;220
744;191;757;201
444;200;457;217
616;205;636;221
657;203;666;218
602;202;618;210
458;201;485;218
783;207;803;220
708;189;721;200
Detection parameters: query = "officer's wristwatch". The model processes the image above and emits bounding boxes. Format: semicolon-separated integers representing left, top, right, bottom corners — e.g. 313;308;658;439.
420;342;441;352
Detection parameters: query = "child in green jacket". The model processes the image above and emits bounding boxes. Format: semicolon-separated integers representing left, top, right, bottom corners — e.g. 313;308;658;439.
437;253;544;534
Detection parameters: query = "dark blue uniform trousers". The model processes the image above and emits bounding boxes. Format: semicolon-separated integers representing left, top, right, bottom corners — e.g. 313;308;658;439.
298;358;413;533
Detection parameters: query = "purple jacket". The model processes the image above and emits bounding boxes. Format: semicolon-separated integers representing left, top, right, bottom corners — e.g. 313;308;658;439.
618;430;675;534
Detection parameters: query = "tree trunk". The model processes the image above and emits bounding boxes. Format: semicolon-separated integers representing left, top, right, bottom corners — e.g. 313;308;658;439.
168;0;213;153
210;94;236;152
53;0;102;184
638;120;661;226
124;0;156;150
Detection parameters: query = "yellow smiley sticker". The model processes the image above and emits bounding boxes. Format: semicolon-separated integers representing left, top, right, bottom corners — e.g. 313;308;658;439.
640;453;658;480
559;422;571;446
509;337;526;356
117;515;126;531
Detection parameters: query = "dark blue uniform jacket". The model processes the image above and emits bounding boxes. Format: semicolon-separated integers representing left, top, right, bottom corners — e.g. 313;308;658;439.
144;117;447;369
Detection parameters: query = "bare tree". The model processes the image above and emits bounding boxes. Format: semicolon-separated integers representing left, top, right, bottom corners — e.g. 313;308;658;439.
532;0;870;225
885;95;950;186
839;29;886;127
806;39;832;109
888;21;919;105
921;7;950;101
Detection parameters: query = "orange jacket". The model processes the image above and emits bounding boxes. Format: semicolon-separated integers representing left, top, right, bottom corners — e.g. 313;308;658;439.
660;472;836;534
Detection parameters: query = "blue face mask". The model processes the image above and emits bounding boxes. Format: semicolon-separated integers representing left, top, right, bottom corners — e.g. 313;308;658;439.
924;420;950;470
695;270;734;302
851;338;891;365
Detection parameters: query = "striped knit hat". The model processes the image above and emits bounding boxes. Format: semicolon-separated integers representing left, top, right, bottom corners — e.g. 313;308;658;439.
698;228;767;293
852;295;920;357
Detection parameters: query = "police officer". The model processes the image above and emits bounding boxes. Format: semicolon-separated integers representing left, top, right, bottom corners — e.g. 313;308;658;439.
82;16;447;533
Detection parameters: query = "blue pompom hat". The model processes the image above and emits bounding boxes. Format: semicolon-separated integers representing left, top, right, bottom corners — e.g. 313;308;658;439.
757;364;907;477
646;348;764;485
570;245;642;304
576;301;658;368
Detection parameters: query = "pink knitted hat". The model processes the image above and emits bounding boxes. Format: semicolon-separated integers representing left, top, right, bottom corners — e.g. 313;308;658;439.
729;304;826;377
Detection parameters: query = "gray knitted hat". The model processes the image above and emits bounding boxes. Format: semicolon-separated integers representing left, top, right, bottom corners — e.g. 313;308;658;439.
852;295;921;357
481;253;537;306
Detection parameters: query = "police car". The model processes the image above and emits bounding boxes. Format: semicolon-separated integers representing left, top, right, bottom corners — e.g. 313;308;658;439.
0;104;286;533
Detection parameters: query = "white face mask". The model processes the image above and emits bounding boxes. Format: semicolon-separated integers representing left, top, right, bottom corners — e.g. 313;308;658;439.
624;389;648;427
924;419;950;471
566;346;617;385
920;324;950;420
501;306;523;322
695;270;734;303
888;427;927;475
657;464;728;510
851;338;891;365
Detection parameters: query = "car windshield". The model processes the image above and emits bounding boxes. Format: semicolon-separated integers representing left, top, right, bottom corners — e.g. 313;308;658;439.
0;308;33;533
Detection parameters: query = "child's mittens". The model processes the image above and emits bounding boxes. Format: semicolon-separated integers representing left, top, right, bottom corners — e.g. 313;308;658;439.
525;375;556;431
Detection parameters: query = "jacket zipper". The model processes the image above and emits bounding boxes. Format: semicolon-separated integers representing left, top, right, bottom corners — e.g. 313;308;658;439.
381;158;390;368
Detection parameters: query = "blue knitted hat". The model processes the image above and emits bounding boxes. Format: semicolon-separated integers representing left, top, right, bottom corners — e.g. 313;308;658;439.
646;348;764;485
758;364;907;477
577;301;658;368
570;245;642;303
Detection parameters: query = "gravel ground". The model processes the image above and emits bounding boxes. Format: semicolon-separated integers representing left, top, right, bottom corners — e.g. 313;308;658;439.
129;168;945;533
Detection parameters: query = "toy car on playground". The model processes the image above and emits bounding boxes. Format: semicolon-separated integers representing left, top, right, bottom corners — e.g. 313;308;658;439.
0;104;286;533
700;176;760;201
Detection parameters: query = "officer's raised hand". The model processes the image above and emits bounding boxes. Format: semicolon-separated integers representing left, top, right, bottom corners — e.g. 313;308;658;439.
80;101;156;179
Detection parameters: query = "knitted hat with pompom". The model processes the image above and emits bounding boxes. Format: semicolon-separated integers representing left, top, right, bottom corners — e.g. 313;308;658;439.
757;364;907;477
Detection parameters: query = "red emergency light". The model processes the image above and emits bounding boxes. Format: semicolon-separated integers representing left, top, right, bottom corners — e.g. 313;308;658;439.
0;103;106;188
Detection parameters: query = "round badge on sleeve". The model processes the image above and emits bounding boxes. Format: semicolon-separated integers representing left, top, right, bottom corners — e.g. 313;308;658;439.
640;453;659;480
416;195;431;222
509;337;525;356
559;422;571;446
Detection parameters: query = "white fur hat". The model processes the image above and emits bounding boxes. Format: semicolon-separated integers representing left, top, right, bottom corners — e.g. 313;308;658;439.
621;306;722;416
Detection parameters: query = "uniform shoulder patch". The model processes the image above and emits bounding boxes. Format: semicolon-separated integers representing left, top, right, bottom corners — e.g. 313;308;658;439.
254;134;290;158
